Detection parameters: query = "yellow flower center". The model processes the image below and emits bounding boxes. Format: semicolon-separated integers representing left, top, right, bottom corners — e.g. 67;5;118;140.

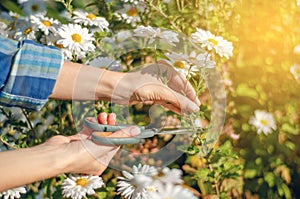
86;13;97;20
31;4;39;12
42;20;52;27
173;61;185;69
294;68;300;75
76;178;88;187
260;119;268;126
126;7;138;17
71;33;82;43
208;38;219;46
23;27;32;35
147;186;157;192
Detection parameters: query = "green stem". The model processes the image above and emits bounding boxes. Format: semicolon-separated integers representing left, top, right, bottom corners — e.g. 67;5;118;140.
21;109;40;143
0;135;18;149
198;179;207;196
209;164;220;196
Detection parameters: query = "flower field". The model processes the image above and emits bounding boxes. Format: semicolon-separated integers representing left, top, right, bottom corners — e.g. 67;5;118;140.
1;0;300;198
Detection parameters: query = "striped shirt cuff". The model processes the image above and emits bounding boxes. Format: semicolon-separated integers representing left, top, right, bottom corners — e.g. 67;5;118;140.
0;39;63;110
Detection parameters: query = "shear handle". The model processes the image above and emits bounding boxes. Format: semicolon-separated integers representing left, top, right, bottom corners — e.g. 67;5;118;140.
91;129;155;145
84;118;145;132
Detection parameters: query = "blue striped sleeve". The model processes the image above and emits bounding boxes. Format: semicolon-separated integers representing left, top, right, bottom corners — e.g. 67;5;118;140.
0;37;64;110
0;35;18;92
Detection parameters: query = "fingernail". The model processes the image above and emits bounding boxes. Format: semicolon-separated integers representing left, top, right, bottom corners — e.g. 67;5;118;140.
130;127;141;136
188;102;199;112
196;98;201;106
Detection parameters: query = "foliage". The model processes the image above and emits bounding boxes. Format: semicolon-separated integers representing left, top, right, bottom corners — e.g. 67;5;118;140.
1;0;300;198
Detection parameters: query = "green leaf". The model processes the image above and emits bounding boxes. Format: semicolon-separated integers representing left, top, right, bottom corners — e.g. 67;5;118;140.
0;0;23;15
244;169;257;179
52;186;63;199
235;83;258;99
97;191;108;199
281;123;299;135
278;183;292;199
285;141;296;150
264;172;275;187
195;168;210;179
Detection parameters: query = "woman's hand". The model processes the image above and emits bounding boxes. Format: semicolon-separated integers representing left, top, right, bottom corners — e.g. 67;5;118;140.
0;113;139;191
51;61;200;115
99;61;200;114
46;113;139;175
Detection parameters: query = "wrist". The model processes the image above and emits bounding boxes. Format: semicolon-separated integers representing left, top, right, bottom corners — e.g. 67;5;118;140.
96;70;125;101
35;142;70;176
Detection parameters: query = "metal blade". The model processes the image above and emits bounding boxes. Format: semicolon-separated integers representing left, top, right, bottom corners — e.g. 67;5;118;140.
154;127;205;135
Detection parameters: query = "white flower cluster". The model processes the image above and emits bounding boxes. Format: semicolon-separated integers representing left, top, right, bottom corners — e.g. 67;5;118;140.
131;25;233;76
164;51;215;76
191;28;233;59
116;163;198;199
114;3;147;26
61;175;104;199
249;110;277;135
0;7;109;61
290;63;300;80
0;186;26;199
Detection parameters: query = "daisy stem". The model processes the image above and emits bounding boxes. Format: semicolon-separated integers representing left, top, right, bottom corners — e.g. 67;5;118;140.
154;43;158;63
21;108;40;143
0;135;18;149
56;0;73;13
176;0;181;11
209;164;220;196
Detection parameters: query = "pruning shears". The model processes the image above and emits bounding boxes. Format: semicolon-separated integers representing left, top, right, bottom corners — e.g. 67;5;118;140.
84;118;204;145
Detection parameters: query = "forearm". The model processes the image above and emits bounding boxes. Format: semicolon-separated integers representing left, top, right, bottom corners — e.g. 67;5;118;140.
0;144;67;191
49;61;124;101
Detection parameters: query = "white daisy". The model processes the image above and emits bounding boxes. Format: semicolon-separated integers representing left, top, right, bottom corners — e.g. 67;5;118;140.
163;59;191;76
72;9;109;31
249;110;277;135
14;20;36;41
62;175;104;199
40;32;75;60
112;30;132;43
191;28;233;59
133;164;158;176
117;164;158;199
153;167;183;184
30;15;60;35
115;4;142;26
87;56;123;71
290;63;300;80
188;52;215;69
293;44;300;55
164;51;215;76
194;117;203;128
149;183;198;199
0;186;27;199
120;0;144;5
22;0;46;16
0;21;9;37
57;23;95;55
133;25;179;46
18;0;28;4
59;10;73;21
